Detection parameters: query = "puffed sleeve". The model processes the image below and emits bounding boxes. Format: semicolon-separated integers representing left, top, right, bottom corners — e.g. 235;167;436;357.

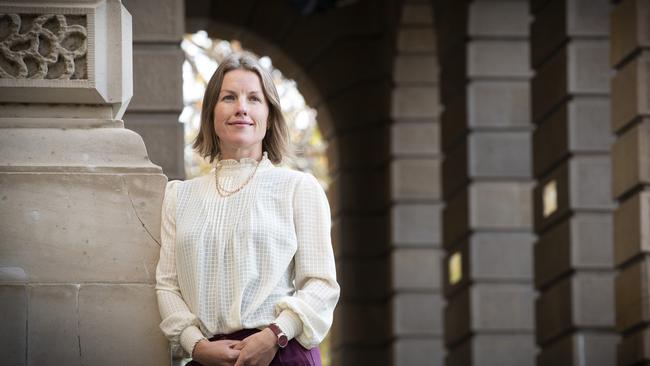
274;173;341;349
155;181;205;355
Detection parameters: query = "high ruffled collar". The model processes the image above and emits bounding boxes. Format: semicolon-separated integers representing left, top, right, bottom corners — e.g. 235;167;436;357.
215;151;273;171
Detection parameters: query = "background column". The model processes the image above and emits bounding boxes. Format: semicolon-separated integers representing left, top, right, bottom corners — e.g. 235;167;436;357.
122;0;185;180
390;1;444;365
529;0;618;364
435;1;537;365
609;0;650;364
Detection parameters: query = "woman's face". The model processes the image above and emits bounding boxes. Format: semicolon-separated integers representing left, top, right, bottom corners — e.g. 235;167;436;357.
213;69;269;157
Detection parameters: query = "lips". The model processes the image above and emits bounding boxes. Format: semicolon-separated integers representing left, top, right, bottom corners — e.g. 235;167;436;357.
227;120;254;126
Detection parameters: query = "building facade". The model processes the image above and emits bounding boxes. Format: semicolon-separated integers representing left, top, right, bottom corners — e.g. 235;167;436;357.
1;0;648;365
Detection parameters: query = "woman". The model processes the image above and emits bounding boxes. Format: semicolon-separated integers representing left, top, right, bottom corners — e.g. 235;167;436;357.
156;53;340;366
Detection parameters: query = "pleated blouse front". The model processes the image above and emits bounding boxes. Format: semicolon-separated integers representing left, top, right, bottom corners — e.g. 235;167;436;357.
155;155;340;355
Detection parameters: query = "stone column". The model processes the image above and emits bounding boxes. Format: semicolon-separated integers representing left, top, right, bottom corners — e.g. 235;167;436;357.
0;1;169;365
610;0;650;364
390;1;444;365
122;0;185;180
530;0;618;364
436;1;536;364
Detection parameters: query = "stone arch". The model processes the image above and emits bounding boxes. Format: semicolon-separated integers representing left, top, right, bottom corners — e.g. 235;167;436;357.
185;1;399;364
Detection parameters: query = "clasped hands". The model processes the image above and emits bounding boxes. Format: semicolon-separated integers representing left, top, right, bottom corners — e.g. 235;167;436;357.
192;328;279;366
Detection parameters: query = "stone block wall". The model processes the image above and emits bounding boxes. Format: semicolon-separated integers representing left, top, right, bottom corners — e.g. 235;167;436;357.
435;1;537;365
610;0;650;364
391;1;444;365
529;0;618;364
0;1;169;365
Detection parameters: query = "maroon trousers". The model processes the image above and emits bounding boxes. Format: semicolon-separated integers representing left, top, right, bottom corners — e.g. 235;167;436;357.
185;329;322;366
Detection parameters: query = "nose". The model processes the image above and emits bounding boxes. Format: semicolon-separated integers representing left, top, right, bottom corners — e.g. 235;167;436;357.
236;99;248;115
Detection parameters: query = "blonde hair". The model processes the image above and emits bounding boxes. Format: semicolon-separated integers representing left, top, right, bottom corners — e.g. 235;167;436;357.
193;52;290;164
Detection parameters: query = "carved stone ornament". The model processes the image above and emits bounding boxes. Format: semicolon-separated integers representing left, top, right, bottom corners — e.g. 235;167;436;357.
0;1;132;120
0;13;88;79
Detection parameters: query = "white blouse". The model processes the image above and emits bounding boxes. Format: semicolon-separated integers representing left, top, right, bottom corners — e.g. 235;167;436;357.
155;154;340;355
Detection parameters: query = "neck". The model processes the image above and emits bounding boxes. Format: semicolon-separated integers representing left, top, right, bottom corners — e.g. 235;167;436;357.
219;146;263;161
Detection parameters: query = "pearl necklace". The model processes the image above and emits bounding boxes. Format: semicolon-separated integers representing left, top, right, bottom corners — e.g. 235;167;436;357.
214;157;262;197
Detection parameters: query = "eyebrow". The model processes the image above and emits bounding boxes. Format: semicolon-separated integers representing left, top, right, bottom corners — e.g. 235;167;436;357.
220;89;262;95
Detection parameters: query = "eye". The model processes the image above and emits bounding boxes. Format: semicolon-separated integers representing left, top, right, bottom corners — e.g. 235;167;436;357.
221;94;235;101
249;95;262;102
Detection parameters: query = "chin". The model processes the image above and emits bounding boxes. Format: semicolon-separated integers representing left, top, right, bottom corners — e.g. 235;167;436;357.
222;138;263;150
227;138;256;147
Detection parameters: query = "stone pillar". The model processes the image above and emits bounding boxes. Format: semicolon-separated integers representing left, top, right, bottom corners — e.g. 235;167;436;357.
610;0;650;364
435;1;536;365
390;1;444;365
0;1;169;365
121;0;185;180
529;0;618;364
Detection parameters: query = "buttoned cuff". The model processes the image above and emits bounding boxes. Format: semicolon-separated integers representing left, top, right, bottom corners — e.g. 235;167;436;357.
274;309;302;341
180;325;206;356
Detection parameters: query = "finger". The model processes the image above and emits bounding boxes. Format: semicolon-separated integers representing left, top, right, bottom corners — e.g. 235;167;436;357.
233;355;244;366
240;334;252;342
226;349;241;361
232;341;246;350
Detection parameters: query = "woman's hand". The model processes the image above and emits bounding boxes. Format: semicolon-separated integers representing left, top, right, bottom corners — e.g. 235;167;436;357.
192;339;241;366
232;328;279;366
